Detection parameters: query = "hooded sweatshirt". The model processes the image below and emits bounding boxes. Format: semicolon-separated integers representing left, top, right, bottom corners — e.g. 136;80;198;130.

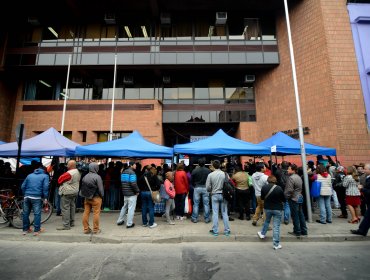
80;163;104;199
21;168;49;199
251;172;268;197
315;172;332;196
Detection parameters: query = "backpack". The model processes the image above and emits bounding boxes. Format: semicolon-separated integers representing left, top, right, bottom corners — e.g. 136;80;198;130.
79;180;98;199
223;172;235;202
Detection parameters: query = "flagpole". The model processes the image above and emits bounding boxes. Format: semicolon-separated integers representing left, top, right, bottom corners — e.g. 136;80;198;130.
61;54;72;136
283;0;312;223
109;54;118;141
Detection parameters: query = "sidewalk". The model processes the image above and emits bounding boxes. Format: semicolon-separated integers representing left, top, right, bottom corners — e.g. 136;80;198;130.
0;209;368;244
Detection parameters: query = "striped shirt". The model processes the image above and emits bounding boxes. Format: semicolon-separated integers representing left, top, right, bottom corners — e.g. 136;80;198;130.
343;175;361;196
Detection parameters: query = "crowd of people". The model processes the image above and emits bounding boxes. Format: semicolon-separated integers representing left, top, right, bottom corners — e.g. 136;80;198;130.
3;156;370;249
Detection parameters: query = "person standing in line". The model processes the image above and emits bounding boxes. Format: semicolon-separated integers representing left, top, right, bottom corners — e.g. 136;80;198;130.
163;171;176;225
191;158;211;223
315;164;333;224
174;163;189;220
343;166;362;224
80;162;104;234
57;160;81;230
138;166;161;228
232;165;251;221
116;161;139;228
351;163;370;236
251;163;268;226
257;175;285;250
284;164;308;237
333;166;347;219
21;162;49;236
206;160;230;237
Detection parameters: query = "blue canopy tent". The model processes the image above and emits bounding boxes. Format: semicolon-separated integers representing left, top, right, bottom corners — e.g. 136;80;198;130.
174;129;270;155
0;127;79;157
75;130;173;158
258;132;337;156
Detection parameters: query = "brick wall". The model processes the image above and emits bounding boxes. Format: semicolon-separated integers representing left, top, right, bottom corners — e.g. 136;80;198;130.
0;80;16;142
11;98;165;146
242;0;370;166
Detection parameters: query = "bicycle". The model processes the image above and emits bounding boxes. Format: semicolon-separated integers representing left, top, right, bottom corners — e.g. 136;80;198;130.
0;189;53;229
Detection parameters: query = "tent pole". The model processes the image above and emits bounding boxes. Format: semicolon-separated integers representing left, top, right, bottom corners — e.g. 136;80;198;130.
284;0;312;223
61;54;72;136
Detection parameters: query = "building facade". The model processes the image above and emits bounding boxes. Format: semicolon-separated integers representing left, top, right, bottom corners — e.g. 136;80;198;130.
0;0;369;166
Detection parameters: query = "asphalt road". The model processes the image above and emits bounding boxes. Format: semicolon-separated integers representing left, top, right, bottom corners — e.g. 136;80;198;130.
0;240;369;280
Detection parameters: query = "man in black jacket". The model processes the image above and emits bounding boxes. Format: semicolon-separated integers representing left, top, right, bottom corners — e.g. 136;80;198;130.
191;158;211;223
351;163;370;236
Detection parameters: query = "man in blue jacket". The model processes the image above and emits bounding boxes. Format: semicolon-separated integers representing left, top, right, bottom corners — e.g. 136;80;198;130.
21;162;49;236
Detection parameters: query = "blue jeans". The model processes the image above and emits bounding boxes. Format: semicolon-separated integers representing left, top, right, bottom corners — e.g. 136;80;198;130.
23;197;42;232
191;187;210;222
284;200;290;223
117;195;137;226
318;195;332;223
289;200;308;235
211;194;230;234
261;209;282;247
141;191;155;226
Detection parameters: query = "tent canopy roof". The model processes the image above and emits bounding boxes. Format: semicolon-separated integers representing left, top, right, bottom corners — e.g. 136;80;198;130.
174;129;270;155
258;132;337;156
75;130;173;158
0;127;80;157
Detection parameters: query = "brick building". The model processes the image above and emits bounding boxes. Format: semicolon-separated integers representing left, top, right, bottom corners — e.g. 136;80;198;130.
0;0;369;166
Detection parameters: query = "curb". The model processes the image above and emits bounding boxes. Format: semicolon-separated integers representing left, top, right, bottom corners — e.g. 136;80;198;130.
0;232;368;244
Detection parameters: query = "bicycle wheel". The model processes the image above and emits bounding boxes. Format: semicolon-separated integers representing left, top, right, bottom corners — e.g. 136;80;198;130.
0;208;9;226
10;200;27;229
40;201;53;224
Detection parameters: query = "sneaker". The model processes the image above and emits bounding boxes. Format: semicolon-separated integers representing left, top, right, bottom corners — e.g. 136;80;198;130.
126;223;135;229
167;220;175;225
33;228;45;236
149;223;158;229
257;231;265;239
252;221;257;226
209;230;218;236
180;216;187;221
204;219;211;224
22;227;33;235
117;220;125;226
191;219;198;223
316;219;326;224
273;244;282;250
56;226;71;230
142;223;149;227
288;231;301;237
224;230;231;237
176;216;181;220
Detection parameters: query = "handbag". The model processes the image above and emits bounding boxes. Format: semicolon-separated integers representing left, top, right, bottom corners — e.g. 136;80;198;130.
144;176;162;203
310;180;321;198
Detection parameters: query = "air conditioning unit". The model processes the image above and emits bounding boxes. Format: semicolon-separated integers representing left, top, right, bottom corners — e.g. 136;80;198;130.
28;16;40;25
215;12;227;25
72;77;83;84
244;75;255;83
123;76;134;85
163;76;171;84
160;13;171;25
104;13;116;24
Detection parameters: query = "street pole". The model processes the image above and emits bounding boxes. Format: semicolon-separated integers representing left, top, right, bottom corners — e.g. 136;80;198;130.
109;54;118;142
283;0;312;222
61;54;72;136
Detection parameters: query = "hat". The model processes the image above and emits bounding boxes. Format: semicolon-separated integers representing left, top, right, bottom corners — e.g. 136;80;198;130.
128;161;135;166
336;166;344;172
